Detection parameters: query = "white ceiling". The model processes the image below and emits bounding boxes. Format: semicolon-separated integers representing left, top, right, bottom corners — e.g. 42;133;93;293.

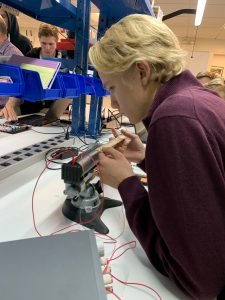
158;0;225;40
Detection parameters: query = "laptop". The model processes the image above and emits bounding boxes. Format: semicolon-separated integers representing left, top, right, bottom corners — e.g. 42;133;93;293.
17;98;72;126
134;121;148;143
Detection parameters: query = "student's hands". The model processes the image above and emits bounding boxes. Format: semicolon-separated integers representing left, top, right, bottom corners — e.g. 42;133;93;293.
112;128;146;164
98;147;134;188
0;97;21;121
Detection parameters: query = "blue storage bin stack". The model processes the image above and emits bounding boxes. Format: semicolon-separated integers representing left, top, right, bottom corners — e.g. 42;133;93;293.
76;74;88;95
60;73;109;98
21;69;63;102
59;72;80;98
0;64;24;97
84;76;109;97
0;64;109;101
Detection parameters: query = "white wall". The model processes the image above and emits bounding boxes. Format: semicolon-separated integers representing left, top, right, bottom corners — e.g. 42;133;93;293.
181;38;225;78
181;38;225;55
185;51;213;76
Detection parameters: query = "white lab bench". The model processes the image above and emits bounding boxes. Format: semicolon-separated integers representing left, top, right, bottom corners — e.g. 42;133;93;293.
0;123;193;300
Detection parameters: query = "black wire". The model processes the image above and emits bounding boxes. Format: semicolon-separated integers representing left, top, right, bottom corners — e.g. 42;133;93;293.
77;135;88;145
107;109;121;128
31;128;66;134
191;26;199;59
44;146;78;170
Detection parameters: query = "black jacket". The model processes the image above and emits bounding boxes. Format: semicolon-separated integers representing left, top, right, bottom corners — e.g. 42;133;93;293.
6;11;33;55
26;47;62;59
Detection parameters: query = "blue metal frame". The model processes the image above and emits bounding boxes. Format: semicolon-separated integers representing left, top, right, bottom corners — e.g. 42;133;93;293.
70;0;91;136
87;11;107;137
0;0;154;137
0;0;77;31
92;0;154;25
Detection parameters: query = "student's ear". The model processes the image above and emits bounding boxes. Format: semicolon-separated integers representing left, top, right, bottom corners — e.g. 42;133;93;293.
135;61;151;87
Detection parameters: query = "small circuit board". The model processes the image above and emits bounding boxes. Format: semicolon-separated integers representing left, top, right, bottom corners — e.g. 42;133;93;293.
0;122;31;134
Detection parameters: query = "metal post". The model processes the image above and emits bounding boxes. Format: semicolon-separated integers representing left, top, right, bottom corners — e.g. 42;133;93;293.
71;0;91;136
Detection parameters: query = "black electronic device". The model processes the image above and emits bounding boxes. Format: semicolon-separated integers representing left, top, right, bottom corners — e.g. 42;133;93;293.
61;142;122;234
16;114;50;126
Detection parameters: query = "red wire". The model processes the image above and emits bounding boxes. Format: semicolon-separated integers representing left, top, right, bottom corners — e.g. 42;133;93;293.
106;288;122;300
103;241;136;274
96;206;126;242
110;273;163;300
32;146;163;300
50;223;79;235
32;164;48;236
32;149;76;236
32;148;106;236
110;244;136;261
108;241;136;263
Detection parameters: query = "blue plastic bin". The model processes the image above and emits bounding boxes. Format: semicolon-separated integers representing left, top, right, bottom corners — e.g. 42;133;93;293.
63;74;109;97
85;76;109;97
21;69;63;102
76;74;87;95
0;64;24;97
59;72;81;98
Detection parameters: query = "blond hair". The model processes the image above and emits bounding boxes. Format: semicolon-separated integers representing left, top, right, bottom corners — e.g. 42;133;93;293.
38;23;59;41
89;14;186;83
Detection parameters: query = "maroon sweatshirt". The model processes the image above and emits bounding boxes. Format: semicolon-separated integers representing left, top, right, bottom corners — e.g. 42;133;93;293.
118;70;225;300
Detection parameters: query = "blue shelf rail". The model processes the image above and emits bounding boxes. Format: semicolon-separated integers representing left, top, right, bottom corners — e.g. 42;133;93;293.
0;64;108;101
0;0;77;31
0;0;154;136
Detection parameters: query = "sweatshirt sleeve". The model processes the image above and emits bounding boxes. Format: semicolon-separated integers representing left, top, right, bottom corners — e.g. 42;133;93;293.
119;116;225;300
137;158;146;172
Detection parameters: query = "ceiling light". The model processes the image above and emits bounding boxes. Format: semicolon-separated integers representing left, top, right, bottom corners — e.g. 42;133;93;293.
195;0;207;26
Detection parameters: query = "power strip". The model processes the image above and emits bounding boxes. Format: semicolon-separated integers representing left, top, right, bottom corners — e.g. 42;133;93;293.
0;135;73;181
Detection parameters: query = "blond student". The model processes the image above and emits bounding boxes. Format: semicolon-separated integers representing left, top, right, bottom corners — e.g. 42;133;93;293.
89;14;225;300
21;23;62;115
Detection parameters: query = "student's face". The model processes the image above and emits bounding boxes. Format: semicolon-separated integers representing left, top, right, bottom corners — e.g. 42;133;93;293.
99;65;154;124
39;36;57;58
0;9;8;29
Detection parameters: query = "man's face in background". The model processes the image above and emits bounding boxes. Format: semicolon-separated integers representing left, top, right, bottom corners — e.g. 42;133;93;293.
39;35;57;58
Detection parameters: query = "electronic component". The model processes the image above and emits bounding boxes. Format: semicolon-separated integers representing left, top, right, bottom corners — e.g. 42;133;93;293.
50;147;79;160
0;123;30;134
61;135;126;233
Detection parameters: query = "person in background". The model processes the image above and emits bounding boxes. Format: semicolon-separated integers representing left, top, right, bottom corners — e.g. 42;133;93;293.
0;8;32;55
196;71;217;84
205;77;225;100
20;23;62;115
26;23;61;59
0;15;22;120
89;14;225;300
